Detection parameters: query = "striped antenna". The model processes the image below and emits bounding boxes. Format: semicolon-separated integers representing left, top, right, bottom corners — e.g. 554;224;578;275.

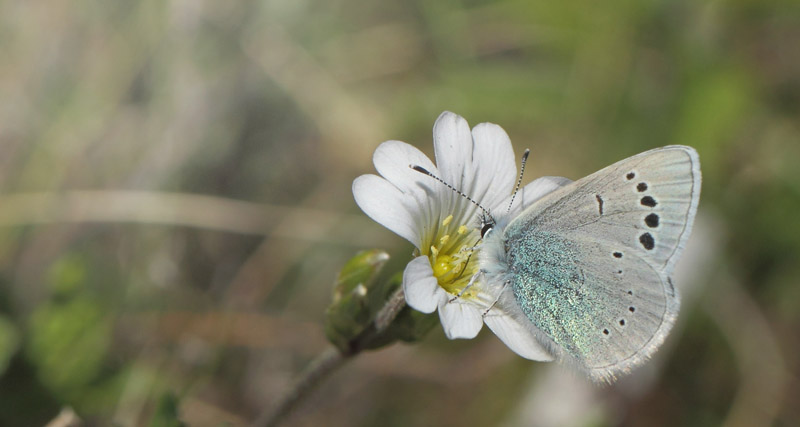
507;149;530;213
409;165;494;224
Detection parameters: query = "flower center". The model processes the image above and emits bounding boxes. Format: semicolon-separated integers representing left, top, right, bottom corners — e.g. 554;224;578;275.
427;214;482;299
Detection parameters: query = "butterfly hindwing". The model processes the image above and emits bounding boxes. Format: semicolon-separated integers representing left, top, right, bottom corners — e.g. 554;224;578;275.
503;146;700;381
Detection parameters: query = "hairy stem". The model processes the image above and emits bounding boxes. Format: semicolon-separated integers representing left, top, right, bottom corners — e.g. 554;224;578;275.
252;288;406;427
253;346;348;427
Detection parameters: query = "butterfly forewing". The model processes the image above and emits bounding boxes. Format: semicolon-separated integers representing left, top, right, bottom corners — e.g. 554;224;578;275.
504;146;700;380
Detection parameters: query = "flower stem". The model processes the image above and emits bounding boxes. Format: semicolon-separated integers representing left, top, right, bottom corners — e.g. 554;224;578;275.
252;288;406;427
252;346;349;427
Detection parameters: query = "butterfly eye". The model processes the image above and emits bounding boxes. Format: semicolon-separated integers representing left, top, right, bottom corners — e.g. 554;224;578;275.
480;222;494;238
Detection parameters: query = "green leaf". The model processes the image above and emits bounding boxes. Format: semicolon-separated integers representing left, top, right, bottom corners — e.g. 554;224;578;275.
149;392;185;427
26;297;111;395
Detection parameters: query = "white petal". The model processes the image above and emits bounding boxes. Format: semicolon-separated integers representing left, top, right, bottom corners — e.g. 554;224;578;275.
438;299;484;339
503;176;573;219
432;111;474;189
373;140;438;196
402;256;443;314
353;175;422;246
484;311;555;361
470;122;517;210
372;140;446;246
520;176;573;208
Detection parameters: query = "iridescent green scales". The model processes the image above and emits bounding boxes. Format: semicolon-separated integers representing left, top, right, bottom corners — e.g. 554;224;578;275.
505;227;604;362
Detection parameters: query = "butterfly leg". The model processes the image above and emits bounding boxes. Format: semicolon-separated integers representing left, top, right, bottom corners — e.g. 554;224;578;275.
459;244;481;253
482;280;509;317
448;269;485;303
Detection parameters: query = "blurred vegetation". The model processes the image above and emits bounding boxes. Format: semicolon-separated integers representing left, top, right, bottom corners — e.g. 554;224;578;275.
0;0;798;426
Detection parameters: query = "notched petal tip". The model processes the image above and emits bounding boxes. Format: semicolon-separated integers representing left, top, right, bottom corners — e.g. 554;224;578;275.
374;140;434;169
433;111;470;143
469;122;517;209
433;111;473;186
435;110;460;123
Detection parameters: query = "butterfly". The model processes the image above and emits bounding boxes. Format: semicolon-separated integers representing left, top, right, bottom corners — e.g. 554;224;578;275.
478;146;701;382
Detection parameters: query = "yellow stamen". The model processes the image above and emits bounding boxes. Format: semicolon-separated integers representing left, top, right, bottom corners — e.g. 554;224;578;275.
427;217;482;299
442;215;453;226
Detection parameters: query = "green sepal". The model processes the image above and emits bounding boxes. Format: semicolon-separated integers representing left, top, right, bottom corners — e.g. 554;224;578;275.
324;250;390;352
359;272;437;350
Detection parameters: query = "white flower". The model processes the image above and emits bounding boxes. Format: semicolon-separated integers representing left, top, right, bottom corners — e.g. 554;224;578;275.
353;111;570;361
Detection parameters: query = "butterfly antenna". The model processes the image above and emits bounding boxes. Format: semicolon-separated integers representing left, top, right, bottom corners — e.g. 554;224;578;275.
410;165;494;223
507;149;530;213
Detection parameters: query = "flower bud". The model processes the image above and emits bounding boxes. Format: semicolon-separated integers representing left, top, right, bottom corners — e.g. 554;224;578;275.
324;250;389;352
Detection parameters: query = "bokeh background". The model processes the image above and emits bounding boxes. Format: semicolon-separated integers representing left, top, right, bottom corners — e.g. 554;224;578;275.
0;0;798;426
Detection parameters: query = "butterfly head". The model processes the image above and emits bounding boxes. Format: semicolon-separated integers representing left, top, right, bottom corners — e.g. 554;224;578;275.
480;212;496;238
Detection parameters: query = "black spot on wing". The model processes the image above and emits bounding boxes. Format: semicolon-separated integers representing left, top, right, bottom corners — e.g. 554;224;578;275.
641;196;657;207
640;232;655;250
645;213;660;228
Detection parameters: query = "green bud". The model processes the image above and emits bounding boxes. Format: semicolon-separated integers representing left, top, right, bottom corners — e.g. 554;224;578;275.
325;251;438;354
324;250;390;352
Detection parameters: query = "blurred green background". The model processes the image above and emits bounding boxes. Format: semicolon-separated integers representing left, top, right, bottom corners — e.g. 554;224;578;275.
0;0;798;426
